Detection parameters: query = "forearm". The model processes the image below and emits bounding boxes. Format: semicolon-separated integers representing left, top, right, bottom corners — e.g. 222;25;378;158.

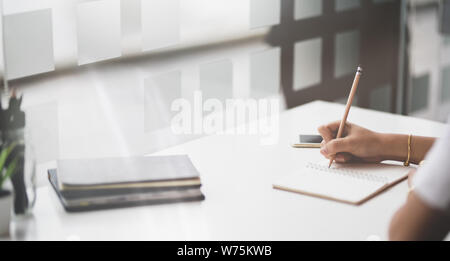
378;133;435;164
389;192;450;241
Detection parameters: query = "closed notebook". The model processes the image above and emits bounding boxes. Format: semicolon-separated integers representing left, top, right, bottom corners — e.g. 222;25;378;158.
57;155;200;188
48;155;205;212
273;161;412;205
53;155;201;196
49;169;205;212
48;168;202;199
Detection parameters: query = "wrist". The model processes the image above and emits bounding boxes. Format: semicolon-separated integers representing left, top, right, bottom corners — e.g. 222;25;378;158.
375;132;389;160
377;133;408;162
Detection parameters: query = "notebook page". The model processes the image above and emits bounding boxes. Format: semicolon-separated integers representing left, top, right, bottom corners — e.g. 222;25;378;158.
318;161;410;184
273;161;411;204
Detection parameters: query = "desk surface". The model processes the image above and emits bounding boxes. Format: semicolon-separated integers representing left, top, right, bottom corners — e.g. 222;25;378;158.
9;101;447;240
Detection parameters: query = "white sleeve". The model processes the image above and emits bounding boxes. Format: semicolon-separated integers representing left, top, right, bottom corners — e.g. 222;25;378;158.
413;117;450;212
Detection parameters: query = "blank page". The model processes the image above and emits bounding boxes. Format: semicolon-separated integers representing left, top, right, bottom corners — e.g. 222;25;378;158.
274;161;411;204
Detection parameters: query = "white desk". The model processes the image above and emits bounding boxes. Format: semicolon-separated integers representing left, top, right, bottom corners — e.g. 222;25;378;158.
9;101;447;240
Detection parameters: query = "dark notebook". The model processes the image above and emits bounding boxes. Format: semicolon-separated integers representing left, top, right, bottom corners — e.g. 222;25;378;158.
57;155;201;187
48;155;205;212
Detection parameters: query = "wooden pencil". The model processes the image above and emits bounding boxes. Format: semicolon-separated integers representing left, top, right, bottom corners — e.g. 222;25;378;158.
328;66;363;168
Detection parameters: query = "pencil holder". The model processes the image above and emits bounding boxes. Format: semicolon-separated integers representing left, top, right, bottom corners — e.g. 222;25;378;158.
1;91;36;218
1;127;36;215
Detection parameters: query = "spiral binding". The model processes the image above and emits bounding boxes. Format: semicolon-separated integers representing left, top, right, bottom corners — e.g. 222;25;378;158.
305;162;389;184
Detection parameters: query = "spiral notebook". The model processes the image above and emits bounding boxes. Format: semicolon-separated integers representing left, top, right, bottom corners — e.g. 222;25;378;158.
273;161;412;205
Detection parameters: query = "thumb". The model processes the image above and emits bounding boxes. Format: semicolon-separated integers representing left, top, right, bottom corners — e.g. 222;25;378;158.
322;138;353;156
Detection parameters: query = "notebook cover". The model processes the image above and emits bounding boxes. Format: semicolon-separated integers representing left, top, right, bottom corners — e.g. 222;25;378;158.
48;169;201;199
62;195;205;212
48;169;205;212
57;155;201;187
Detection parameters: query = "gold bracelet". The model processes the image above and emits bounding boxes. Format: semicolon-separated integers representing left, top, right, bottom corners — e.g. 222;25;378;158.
404;134;412;166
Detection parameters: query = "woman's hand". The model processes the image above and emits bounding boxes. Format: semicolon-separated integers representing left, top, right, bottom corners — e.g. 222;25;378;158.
318;121;385;163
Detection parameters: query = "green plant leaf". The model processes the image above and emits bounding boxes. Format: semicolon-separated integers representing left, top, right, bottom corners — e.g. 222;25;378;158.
0;147;9;171
0;142;17;170
0;142;18;188
0;155;19;189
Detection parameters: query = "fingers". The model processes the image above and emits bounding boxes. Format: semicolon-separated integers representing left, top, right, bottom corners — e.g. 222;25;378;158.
317;121;351;142
319;149;354;163
318;121;340;142
335;153;353;163
320;137;353;156
318;121;356;163
324;120;342;132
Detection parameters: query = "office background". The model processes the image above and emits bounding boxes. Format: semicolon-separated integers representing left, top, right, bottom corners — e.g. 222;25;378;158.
0;0;448;184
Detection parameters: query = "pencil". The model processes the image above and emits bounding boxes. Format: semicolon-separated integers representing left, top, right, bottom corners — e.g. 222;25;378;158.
328;66;363;168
